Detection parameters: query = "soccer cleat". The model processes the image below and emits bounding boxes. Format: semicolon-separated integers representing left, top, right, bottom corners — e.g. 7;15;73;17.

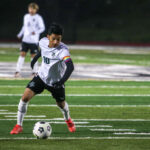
10;124;23;134
65;118;76;132
14;72;21;78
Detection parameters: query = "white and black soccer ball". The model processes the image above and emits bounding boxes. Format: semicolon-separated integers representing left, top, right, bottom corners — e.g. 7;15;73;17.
33;121;52;139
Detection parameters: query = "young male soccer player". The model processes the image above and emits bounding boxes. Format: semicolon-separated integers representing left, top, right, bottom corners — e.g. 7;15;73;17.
15;3;45;77
10;23;76;134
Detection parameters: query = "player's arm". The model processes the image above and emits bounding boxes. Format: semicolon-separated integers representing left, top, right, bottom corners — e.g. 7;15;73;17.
35;16;45;34
60;57;74;84
53;56;74;88
17;26;24;38
31;51;41;69
17;15;26;38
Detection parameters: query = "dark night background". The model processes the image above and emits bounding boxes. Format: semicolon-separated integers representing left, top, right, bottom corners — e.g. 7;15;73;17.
0;0;150;44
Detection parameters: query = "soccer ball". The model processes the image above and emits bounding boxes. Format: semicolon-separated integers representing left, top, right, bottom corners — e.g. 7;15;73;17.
33;121;52;139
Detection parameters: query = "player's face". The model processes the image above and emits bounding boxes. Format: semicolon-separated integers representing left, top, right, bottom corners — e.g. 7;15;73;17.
47;34;62;48
28;7;37;15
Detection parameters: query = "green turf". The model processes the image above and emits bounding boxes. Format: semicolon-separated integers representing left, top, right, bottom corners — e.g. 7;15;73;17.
1;79;150;86
1;47;150;66
1;80;150;150
1;80;150;95
1;139;150;150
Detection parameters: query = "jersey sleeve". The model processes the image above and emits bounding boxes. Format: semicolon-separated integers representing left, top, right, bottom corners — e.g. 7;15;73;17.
17;26;24;38
59;49;71;62
39;38;43;50
17;15;26;38
35;15;45;34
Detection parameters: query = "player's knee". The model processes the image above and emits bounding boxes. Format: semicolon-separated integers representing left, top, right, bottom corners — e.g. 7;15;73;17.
31;54;36;58
56;100;65;109
22;96;30;102
20;52;26;57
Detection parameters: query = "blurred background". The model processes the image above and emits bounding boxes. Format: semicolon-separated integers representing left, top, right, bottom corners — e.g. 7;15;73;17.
0;0;150;80
0;0;150;44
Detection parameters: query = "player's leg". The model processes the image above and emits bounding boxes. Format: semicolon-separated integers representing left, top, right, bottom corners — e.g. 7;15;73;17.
17;88;35;126
10;75;45;134
30;44;39;75
15;42;28;77
56;100;70;121
49;86;76;132
56;100;76;132
10;88;35;134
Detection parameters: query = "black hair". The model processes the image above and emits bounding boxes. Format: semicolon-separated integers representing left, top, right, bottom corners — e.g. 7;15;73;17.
48;23;64;35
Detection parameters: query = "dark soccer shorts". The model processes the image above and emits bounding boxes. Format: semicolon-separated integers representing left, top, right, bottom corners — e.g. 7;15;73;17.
26;75;65;102
20;42;39;54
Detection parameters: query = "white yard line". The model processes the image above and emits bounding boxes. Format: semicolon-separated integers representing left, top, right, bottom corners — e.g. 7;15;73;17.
0;85;25;88
0;112;17;114
74;119;150;122
1;118;150;122
1;104;150;108
5;115;46;118
0;119;89;124
1;137;150;140
1;94;150;96
69;86;150;88
114;132;150;135
1;85;150;88
76;125;112;128
47;122;89;124
91;129;136;132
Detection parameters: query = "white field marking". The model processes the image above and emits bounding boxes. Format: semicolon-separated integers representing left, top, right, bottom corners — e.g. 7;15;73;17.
1;104;150;108
90;129;136;132
45;121;86;125
98;58;139;63
0;110;8;111
1;137;150;140
2;94;150;97
114;132;150;135
1;118;150;122
72;56;87;60
5;115;46;118
0;119;89;124
93;58;135;63
96;58;150;65
0;112;17;114
0;85;25;88
68;86;150;88
76;125;112;128
74;119;150;122
1;85;150;89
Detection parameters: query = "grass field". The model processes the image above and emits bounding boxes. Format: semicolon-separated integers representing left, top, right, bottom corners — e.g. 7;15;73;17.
1;80;150;150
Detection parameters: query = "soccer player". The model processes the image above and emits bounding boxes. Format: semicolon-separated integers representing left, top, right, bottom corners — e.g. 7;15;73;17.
15;3;45;77
10;23;76;134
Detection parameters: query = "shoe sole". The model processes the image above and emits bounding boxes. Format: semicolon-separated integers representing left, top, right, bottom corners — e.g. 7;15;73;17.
10;130;23;135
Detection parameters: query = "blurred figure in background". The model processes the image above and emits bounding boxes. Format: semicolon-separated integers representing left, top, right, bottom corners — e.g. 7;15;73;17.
15;2;45;77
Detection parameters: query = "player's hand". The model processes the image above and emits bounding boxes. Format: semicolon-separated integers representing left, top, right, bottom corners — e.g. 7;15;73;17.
52;81;63;89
